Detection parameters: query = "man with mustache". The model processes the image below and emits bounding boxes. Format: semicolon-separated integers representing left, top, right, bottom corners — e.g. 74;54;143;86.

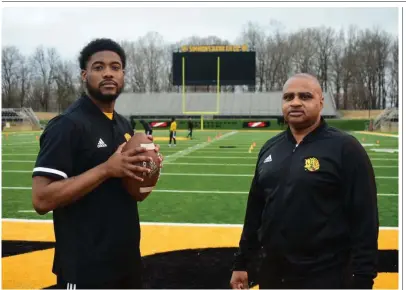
32;38;161;289
230;73;378;289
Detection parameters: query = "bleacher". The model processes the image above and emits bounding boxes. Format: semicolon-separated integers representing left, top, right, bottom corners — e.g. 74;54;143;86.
2;108;42;131
2;109;24;123
115;92;337;118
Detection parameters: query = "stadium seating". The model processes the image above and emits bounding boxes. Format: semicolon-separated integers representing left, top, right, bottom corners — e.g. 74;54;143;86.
115;92;337;117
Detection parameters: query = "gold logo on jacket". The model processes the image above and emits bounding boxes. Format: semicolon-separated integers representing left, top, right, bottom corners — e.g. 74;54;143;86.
124;133;131;141
304;157;320;172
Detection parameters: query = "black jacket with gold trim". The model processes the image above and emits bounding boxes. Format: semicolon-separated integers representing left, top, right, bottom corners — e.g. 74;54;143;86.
232;118;379;287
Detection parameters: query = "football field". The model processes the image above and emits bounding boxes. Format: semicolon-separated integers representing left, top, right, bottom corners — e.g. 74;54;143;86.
1;129;399;289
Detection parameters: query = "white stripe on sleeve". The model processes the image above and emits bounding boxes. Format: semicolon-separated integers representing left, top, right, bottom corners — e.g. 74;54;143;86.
33;167;68;179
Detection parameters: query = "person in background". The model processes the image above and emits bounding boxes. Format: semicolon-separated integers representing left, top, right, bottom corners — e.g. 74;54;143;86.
140;119;153;136
130;116;136;132
187;117;193;139
169;117;177;147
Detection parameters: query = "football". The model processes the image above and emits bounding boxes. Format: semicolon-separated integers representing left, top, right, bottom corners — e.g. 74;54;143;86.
121;132;161;201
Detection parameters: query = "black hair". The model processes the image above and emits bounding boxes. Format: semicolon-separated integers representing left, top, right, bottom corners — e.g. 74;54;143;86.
78;38;126;70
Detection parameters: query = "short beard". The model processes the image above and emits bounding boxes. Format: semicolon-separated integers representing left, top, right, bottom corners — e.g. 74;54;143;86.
86;82;123;103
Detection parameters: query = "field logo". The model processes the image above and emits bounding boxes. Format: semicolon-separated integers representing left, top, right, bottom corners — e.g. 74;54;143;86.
304;157;320;172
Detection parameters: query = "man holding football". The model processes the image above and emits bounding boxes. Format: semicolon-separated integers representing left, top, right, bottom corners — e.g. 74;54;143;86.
230;73;378;289
32;38;162;289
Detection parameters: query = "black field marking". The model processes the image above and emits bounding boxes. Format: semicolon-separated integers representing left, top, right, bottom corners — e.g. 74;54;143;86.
2;240;55;257
2;243;397;289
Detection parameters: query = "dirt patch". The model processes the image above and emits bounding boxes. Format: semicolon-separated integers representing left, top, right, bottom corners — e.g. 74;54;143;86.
35;112;58;120
339;110;384;119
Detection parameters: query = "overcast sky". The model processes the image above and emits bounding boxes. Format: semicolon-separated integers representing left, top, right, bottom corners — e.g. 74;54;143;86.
2;7;399;61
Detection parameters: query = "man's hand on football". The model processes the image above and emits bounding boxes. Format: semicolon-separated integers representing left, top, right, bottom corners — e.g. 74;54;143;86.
230;271;249;289
146;135;164;168
104;142;152;181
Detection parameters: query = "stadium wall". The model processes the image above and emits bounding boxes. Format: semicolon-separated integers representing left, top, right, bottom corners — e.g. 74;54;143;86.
114;92;338;118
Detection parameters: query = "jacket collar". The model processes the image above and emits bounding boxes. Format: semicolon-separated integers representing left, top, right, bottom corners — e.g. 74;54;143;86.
286;117;327;144
80;93;116;123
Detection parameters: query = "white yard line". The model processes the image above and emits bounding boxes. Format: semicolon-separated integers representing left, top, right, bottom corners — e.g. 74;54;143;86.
2;141;39;146
2;187;398;197
1;218;399;230
163;131;237;163
2;154;39;156
353;131;399;138
2;160;36;163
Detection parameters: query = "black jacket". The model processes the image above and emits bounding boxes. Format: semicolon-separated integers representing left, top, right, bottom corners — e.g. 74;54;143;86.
232;118;379;288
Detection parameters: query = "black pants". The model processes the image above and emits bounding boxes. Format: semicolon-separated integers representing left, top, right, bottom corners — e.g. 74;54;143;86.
187;128;193;138
258;256;351;289
56;274;143;289
145;129;152;136
169;131;176;144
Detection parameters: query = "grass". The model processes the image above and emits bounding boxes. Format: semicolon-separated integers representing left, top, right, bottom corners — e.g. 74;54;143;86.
1;129;399;227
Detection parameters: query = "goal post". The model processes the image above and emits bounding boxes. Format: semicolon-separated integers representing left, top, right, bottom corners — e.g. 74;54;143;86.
181;56;221;130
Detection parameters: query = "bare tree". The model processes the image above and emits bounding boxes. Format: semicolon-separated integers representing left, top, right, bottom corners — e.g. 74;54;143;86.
315;27;335;91
352;28;391;111
54;60;78;112
330;29;345;109
239;21;267;92
389;39;398;107
264;30;291;91
376;30;391;109
139;32;166;92
30;46;60;111
289;28;318;75
341;26;359;109
18;55;31;108
2;46;22;107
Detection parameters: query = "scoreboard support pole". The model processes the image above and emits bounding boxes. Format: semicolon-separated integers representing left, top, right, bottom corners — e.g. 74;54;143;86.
181;55;221;131
182;57;186;113
217;56;220;117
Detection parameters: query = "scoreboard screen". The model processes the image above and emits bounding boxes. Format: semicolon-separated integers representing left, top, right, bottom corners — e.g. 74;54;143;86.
172;45;256;86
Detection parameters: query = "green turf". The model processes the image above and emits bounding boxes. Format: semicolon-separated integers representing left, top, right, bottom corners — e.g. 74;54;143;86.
1;129;399;227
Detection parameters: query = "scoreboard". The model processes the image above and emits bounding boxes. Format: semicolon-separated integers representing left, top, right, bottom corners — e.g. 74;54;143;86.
172;45;256;86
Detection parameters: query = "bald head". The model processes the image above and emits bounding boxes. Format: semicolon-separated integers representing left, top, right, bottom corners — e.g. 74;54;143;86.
283;73;323;97
281;73;324;130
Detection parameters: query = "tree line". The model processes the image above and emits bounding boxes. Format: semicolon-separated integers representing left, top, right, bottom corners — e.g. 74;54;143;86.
2;21;398;112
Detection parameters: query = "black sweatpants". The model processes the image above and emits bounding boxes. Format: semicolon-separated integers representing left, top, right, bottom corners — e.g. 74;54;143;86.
169;131;176;144
258;255;352;289
56;273;143;289
187;128;193;138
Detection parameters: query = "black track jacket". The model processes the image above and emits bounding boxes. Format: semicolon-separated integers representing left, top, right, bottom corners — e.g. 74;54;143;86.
232;118;379;287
